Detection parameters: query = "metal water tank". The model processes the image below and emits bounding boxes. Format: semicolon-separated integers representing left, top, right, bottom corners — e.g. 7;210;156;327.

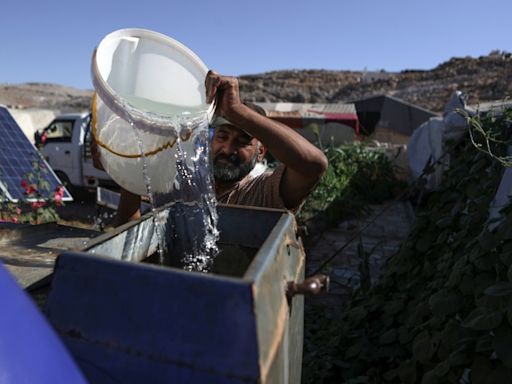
45;204;322;383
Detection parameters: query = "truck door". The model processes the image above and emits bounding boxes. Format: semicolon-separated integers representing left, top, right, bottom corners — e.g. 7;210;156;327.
42;119;77;184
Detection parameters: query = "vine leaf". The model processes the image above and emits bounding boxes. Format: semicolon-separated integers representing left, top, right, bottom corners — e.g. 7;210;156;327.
421;361;449;384
493;326;512;368
397;359;417;384
484;282;512;297
378;328;397;345
462;307;503;330
477;230;497;251
429;290;462;317
507;264;512;282
412;330;434;363
470;355;493;384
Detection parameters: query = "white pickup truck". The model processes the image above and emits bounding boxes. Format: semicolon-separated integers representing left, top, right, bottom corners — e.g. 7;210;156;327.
35;112;116;195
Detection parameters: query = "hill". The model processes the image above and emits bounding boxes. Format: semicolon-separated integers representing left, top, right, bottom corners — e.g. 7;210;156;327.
1;51;511;114
0;83;92;112
239;50;512;113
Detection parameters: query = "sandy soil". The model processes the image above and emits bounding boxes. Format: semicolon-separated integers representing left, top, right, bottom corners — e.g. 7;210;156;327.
55;192;114;230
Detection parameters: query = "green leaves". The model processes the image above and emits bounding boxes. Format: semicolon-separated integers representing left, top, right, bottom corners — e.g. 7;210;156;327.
421;361;450;384
378;329;397;345
412;330;437;363
303;109;512;383
429;290;462;317
0;154;62;224
397;359;417;384
493;326;512;368
462;307;503;330
298;141;404;226
478;230;498;251
471;355;512;384
484;282;512;297
507;264;512;282
416;234;434;253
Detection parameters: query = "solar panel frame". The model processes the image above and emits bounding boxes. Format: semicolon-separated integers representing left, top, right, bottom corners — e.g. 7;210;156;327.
0;106;73;203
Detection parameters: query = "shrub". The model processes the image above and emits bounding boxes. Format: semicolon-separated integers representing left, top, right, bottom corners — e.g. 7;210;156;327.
1;158;63;224
298;141;405;228
304;108;512;383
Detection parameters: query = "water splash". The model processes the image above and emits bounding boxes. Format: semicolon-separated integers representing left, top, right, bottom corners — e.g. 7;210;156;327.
153;115;219;272
121;100;219;272
129;120;167;264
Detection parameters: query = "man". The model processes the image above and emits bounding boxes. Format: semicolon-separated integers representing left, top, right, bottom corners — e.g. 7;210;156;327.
110;71;328;225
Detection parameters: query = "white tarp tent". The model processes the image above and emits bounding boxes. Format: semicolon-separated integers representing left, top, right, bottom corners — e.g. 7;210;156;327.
408;91;473;190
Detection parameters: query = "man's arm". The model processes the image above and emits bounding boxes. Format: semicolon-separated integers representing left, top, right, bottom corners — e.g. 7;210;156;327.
113;188;141;226
206;71;328;210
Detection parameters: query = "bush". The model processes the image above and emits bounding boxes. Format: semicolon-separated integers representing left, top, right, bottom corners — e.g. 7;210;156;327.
298;141;405;228
304;108;512;383
0;158;63;224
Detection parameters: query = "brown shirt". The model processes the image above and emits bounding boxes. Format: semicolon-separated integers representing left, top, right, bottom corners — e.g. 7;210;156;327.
217;164;289;210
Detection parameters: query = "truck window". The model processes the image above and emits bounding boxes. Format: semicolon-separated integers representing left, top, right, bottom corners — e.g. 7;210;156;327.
44;120;74;143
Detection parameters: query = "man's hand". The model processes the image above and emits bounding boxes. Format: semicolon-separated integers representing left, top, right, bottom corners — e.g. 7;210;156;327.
205;70;243;120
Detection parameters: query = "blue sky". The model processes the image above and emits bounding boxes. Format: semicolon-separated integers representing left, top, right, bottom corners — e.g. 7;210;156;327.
1;0;510;90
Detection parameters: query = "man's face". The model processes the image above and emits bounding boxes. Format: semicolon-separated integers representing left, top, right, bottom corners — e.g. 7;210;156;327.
211;124;263;182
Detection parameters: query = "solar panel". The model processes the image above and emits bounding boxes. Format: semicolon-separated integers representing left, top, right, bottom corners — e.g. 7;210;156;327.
0;106;73;202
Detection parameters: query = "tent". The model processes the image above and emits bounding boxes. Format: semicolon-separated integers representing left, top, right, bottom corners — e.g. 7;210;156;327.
352;95;437;144
255;102;360;146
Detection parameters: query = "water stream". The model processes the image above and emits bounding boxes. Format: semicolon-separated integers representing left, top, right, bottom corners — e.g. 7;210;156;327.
129;120;166;264
122;100;219;272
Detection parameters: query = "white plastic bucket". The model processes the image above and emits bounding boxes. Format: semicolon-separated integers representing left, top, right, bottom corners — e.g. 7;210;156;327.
91;28;214;195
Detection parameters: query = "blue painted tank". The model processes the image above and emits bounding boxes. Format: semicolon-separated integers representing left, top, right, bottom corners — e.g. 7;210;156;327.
0;262;87;384
45;204;306;383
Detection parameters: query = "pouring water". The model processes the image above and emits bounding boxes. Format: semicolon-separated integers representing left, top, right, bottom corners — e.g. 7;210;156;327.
91;28;219;271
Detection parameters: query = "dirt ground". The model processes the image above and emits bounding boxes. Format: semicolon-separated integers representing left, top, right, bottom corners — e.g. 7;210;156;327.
55;191;114;230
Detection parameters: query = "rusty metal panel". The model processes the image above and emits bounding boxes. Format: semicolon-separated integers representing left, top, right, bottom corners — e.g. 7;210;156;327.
244;213;305;383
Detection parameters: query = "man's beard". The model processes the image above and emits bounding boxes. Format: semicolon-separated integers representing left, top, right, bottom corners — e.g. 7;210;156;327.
213;152;258;182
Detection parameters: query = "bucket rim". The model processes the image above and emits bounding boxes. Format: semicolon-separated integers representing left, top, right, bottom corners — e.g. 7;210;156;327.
91;28;215;133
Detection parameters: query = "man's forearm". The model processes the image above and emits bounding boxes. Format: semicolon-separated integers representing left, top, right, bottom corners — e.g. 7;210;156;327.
225;104;328;176
114;188;141;226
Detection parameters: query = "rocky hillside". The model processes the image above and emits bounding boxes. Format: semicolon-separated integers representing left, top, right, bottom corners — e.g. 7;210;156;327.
0;83;92;112
239;50;512;113
1;51;510;114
